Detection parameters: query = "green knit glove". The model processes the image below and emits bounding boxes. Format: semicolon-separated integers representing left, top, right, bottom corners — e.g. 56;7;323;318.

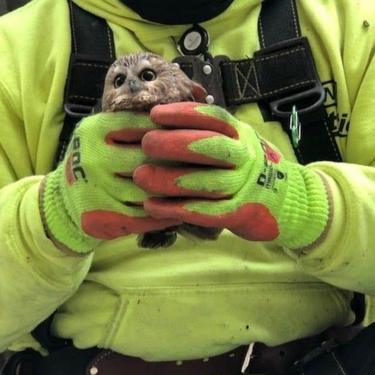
40;112;180;254
133;102;330;249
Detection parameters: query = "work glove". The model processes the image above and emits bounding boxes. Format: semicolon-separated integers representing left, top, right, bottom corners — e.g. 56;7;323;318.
134;103;330;249
40;112;181;254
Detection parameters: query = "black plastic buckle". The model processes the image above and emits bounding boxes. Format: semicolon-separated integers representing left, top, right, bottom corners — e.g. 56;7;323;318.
64;102;94;118
255;37;324;119
270;81;325;119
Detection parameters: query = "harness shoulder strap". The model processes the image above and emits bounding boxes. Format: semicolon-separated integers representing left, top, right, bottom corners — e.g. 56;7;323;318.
258;0;342;164
54;0;115;168
56;0;341;167
258;0;302;48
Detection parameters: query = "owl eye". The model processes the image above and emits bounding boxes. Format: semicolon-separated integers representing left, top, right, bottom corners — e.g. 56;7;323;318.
114;74;126;88
140;69;157;82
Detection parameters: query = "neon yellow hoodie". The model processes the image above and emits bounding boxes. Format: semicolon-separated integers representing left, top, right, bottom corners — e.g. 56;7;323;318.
0;0;374;362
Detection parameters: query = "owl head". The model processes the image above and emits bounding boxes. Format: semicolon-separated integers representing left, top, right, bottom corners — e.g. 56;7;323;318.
101;52;206;112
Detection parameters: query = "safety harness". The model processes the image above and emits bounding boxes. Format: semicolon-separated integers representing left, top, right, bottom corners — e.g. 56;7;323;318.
55;0;342;169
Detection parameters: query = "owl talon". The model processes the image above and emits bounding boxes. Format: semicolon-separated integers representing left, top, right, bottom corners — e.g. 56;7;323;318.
138;230;178;249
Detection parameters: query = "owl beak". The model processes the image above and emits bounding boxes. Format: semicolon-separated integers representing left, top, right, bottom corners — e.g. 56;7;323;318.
128;79;141;94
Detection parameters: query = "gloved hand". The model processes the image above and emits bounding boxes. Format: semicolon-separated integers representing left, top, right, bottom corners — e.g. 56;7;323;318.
40;112;181;254
134;103;330;249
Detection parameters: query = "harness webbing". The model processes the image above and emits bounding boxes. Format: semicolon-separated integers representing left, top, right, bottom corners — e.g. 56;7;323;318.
258;0;342;164
54;1;115;168
54;0;342;168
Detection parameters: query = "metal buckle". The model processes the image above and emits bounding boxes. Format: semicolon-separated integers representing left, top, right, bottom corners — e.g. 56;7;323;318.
173;54;235;112
270;81;325;119
292;338;338;371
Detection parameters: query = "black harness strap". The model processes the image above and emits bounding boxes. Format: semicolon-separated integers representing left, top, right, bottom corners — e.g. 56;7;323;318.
31;314;71;353
257;0;342;164
220;37;318;105
54;0;115;168
55;0;342;167
258;0;302;47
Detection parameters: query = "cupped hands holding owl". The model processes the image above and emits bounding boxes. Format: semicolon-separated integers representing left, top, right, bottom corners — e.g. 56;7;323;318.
101;52;222;248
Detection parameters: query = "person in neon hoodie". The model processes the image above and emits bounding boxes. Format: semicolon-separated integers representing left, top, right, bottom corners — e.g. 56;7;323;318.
0;0;374;374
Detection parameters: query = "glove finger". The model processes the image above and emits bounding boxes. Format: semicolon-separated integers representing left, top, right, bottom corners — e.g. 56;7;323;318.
65;144;149;190
101;112;155;173
77;111;156;162
144;198;279;241
150;102;239;138
73;112;154;176
142;129;248;167
81;209;182;240
105;175;152;203
134;164;246;198
79;111;158;139
96;144;149;176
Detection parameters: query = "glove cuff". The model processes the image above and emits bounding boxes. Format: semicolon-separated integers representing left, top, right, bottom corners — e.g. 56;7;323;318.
277;163;330;249
40;168;98;254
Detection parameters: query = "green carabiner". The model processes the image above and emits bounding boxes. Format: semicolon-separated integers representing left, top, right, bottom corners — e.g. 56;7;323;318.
289;105;301;148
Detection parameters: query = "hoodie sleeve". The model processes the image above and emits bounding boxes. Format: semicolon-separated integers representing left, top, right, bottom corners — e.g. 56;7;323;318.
286;51;375;295
0;76;93;352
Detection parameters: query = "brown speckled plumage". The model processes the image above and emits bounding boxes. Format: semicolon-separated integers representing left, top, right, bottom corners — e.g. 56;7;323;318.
102;52;222;248
102;52;199;112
